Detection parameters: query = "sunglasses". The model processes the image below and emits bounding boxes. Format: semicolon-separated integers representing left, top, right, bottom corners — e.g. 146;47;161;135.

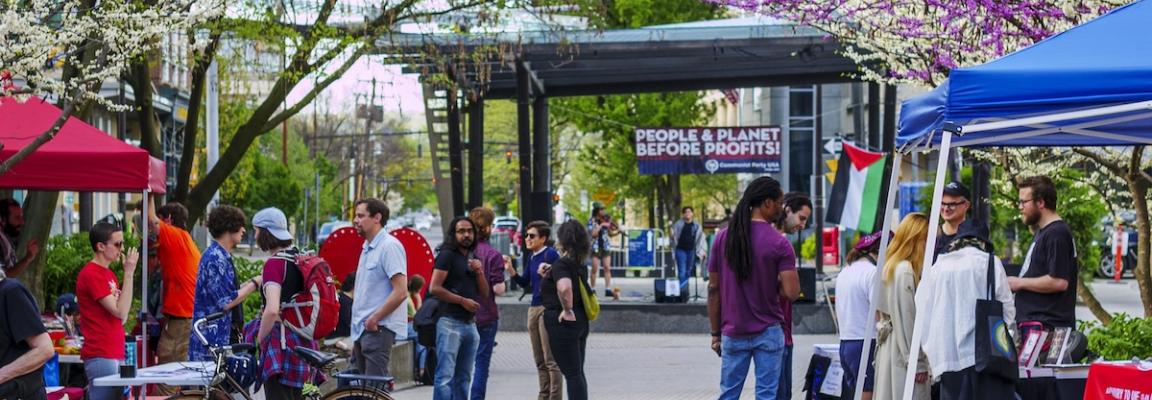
526;233;540;239
107;241;124;248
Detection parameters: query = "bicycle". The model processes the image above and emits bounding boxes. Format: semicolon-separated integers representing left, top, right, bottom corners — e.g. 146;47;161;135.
167;312;394;400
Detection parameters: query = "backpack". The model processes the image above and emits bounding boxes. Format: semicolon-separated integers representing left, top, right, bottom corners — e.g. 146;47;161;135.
412;296;442;348
276;251;340;341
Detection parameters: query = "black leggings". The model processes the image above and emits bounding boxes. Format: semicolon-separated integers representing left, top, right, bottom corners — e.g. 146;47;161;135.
262;379;304;400
544;310;590;400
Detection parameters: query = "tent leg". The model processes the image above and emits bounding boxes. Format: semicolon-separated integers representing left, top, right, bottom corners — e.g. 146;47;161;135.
901;128;954;400
853;151;903;400
140;190;149;398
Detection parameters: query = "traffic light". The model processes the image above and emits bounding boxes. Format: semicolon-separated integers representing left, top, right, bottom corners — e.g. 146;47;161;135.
505;149;513;164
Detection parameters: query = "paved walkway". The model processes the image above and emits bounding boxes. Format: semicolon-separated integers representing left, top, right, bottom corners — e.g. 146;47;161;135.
392;332;838;399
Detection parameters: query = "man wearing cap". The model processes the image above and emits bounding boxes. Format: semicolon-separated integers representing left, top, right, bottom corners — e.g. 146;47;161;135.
148;196;201;389
916;220;1016;398
935;181;971;258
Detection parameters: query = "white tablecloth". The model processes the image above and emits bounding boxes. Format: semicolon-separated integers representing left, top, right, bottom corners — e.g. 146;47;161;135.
92;361;215;387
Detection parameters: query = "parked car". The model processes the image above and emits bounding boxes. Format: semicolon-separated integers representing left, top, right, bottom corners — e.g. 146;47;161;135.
318;221;352;247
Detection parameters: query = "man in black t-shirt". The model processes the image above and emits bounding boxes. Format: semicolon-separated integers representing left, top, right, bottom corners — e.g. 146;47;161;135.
0;275;53;400
428;217;490;399
1009;176;1078;336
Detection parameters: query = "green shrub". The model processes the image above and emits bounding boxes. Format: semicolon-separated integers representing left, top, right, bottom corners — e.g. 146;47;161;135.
800;234;816;261
1083;313;1152;360
232;255;266;322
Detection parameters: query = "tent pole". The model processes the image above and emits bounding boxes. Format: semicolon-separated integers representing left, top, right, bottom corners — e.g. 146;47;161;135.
854;151;903;400
901;126;955;400
140;190;149;398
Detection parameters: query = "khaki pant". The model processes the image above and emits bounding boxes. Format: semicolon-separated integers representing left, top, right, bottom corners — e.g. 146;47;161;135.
154;317;191;395
528;305;563;400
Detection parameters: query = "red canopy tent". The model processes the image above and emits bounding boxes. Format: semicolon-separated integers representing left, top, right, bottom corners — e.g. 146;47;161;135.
0;96;166;193
1;96;165;370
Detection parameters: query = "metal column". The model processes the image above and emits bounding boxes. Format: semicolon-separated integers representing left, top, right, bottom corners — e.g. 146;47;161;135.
532;95;552;224
516;62;533;231
468;97;484;210
446;88;465;217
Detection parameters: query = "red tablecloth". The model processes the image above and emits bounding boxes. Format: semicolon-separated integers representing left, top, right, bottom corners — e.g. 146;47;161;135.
1085;362;1152;400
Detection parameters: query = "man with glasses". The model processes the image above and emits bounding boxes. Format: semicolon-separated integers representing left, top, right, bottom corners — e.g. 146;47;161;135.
428;217;490;399
1008;175;1077;340
934;181;971;258
76;222;139;400
507;221;563;399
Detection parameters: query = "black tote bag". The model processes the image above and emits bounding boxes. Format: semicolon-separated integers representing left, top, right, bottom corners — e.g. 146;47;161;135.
974;251;1019;381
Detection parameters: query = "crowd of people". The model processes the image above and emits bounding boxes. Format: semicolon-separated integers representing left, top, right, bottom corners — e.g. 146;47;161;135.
0;172;1081;400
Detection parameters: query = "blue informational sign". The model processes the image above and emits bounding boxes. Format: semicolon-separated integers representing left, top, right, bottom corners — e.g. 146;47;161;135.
635;126;783;175
627;230;654;267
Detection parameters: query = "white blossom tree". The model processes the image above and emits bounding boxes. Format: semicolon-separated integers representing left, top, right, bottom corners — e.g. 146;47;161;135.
0;0;224;172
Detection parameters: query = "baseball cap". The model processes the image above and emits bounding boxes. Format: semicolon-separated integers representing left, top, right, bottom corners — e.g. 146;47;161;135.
953;219;992;249
943;181;970;200
252;207;292;241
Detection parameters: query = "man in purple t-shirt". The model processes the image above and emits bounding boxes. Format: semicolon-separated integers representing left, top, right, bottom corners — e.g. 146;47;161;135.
707;176;801;400
468;207;507;400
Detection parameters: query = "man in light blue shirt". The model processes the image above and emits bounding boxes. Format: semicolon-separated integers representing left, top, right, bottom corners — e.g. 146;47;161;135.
351;198;409;377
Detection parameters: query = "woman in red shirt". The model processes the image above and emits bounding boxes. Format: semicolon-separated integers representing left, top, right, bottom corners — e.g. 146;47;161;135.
76;222;139;400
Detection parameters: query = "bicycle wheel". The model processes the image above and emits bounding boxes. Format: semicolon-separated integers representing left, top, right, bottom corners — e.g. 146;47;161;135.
320;386;394;400
165;388;231;400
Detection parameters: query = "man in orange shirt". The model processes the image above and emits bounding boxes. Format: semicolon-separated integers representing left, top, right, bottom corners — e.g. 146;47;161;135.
148;196;201;377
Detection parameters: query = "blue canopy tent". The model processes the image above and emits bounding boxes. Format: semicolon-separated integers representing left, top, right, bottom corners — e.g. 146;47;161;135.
849;1;1152;399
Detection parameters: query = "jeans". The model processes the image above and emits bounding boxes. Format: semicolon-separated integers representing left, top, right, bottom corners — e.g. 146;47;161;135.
719;325;784;400
83;358;122;400
470;320;500;400
434;316;479;400
528;306;563;400
778;344;793;399
408;323;427;370
544;310;589;400
674;248;695;290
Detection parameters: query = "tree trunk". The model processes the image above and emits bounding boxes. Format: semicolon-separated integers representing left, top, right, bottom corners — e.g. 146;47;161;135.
1077;278;1113;325
129;60;163;159
1126;148;1152;317
19;190;61;309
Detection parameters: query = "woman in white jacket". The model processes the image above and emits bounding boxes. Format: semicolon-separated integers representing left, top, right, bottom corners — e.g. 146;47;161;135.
873;213;931;400
915;220;1016;399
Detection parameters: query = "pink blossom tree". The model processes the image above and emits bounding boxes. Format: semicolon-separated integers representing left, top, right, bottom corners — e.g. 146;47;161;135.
713;0;1127;86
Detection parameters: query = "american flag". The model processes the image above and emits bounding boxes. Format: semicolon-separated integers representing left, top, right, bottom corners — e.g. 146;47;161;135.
722;88;740;105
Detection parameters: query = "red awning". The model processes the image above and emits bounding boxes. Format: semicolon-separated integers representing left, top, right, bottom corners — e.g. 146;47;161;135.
0;96;166;193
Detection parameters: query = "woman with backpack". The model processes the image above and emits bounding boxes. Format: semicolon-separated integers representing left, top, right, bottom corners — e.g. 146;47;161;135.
540;220;594;400
244;207;317;400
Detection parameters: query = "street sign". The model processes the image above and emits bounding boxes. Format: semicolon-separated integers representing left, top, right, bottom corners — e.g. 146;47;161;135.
823;138;842;155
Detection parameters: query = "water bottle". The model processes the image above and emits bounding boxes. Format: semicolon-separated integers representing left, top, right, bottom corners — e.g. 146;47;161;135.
121;335;137;377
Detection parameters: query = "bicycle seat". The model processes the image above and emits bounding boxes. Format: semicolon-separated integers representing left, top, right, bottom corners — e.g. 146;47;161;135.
293;346;338;369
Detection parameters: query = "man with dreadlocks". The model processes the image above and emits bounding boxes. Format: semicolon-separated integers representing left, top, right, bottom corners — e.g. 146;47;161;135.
707;176;801;399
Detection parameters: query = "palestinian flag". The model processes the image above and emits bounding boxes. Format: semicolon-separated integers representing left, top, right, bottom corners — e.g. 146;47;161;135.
826;142;886;233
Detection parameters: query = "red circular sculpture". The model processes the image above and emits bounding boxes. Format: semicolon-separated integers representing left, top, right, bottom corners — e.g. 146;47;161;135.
318;226;435;297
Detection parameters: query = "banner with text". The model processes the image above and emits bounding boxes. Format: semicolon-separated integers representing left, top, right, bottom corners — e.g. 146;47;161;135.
635;126;783;175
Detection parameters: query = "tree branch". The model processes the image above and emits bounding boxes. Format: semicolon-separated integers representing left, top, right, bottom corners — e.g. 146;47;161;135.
176;29;222;202
260;46;366;133
1072;147;1125;176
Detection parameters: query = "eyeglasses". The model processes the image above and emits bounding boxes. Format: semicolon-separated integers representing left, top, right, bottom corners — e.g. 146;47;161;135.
1018;198;1035;207
940;201;967;210
525;233;540;239
455;229;474;234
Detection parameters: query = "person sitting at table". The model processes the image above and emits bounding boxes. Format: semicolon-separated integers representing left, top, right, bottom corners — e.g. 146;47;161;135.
916;220;1015;399
76;222;139;400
